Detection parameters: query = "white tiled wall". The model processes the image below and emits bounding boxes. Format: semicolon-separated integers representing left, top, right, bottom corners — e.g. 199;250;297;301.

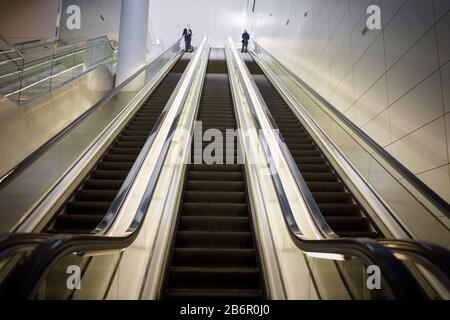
249;0;450;203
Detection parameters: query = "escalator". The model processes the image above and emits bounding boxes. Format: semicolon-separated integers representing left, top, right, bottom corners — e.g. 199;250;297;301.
244;58;380;239
45;56;190;234
162;49;264;299
0;43;448;301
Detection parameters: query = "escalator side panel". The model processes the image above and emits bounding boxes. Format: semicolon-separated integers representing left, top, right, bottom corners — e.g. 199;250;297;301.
46;57;190;234
244;58;380;239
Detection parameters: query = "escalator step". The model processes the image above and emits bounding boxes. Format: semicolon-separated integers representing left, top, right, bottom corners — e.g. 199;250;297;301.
301;172;337;182
66;201;111;214
179;216;250;232
183;191;246;203
167;267;260;290
289;149;321;157
186;181;245;192
75;190;118;201
114;141;145;148
285;143;316;150
189;164;241;172
91;170;129;180
297;164;330;172
182;203;248;217
172;248;257;267
122;130;150;137
325;216;371;231
109;148;142;155
306;181;343;192
83;179;123;190
318;203;360;216
188;171;243;181
175;231;253;249
166;289;262;299
55;214;104;229
312;192;351;203
97;162;133;171
103;154;138;162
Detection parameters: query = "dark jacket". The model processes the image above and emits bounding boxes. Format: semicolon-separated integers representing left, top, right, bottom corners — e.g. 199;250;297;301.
242;32;250;44
183;28;193;40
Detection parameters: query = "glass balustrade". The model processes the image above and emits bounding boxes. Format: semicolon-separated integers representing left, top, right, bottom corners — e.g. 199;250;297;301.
0;36;118;105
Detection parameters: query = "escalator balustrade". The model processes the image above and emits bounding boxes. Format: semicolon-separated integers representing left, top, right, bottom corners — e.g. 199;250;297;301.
46;58;190;234
245;59;380;239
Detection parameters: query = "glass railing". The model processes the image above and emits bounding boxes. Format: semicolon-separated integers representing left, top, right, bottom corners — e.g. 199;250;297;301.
0;36;118;105
14;38;59;54
0;37;24;93
250;41;449;249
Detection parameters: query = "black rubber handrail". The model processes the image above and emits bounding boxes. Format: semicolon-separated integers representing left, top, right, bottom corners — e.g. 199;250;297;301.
251;40;450;218
0;234;52;261
0;38;182;190
378;239;450;289
225;42;435;299
0;42;209;299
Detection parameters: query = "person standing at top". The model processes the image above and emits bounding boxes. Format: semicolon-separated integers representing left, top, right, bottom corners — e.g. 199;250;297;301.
241;30;250;53
182;24;193;52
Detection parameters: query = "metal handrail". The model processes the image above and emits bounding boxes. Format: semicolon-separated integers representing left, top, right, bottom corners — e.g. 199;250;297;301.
0;37;116;94
0;38;208;299
14;36;114;67
251;40;450;218
0;234;52;261
226;39;430;299
1;40;117;100
0;34;24;60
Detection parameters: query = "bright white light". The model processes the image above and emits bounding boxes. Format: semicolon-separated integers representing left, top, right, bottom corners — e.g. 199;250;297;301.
305;252;347;261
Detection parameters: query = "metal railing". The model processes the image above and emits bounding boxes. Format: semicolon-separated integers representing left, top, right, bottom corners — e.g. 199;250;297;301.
0;36;118;105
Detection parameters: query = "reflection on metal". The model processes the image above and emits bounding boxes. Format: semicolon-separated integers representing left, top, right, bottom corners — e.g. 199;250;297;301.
305;252;346;261
225;43;286;299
